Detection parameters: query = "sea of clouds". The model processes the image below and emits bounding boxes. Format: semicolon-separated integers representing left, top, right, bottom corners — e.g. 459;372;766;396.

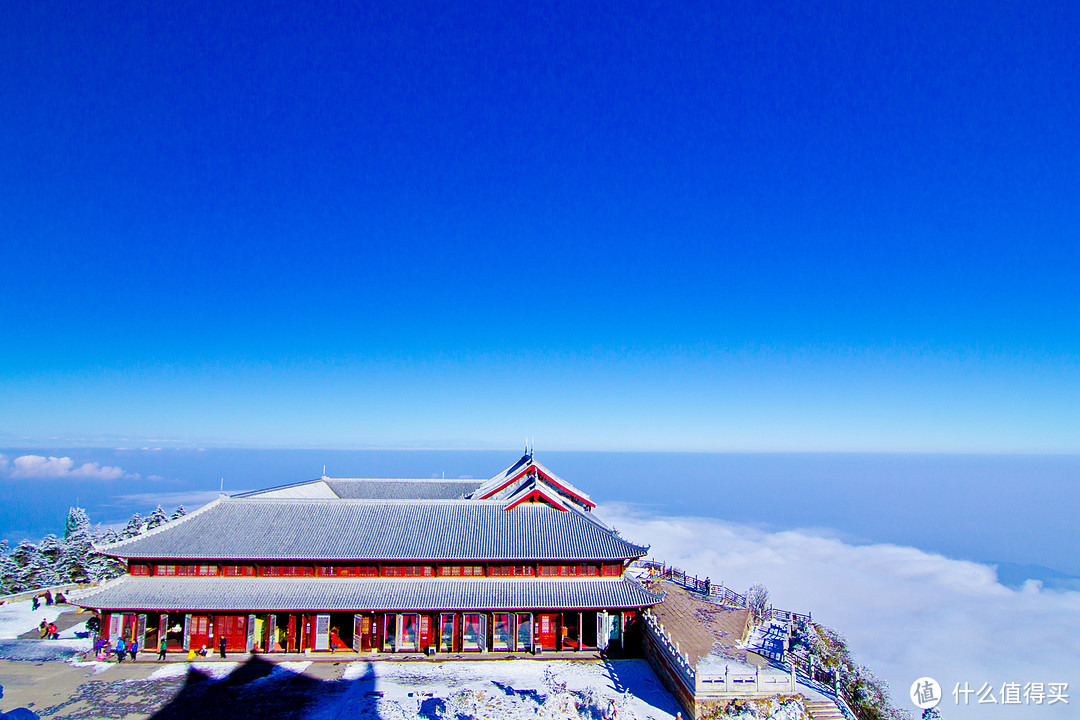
602;505;1080;719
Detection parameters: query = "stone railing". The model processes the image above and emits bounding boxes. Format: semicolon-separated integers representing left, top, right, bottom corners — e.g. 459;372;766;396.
642;609;696;689
695;664;798;698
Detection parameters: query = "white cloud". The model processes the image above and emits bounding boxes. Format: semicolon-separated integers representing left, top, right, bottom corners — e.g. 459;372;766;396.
3;454;136;481
602;505;1080;719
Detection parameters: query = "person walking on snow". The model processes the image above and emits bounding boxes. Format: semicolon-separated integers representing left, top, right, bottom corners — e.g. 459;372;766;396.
115;637;126;663
157;636;167;661
128;638;138;661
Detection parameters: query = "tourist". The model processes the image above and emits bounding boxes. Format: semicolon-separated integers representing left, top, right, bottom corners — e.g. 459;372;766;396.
157;636;167;661
218;635;227;658
55;592;67;604
115;637;127;663
44;590;53;606
38;619;48;638
93;636;108;660
32;596;39;611
197;645;209;657
128;638;139;661
48;622;58;639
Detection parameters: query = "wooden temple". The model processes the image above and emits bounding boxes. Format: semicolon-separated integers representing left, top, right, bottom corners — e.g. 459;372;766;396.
72;452;662;656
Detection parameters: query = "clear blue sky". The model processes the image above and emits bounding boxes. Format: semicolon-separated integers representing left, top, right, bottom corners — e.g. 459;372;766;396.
2;2;1078;451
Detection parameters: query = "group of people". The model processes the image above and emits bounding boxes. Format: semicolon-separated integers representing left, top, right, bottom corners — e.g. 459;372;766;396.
90;635;171;662
37;619;59;639
31;590;67;611
86;633;228;663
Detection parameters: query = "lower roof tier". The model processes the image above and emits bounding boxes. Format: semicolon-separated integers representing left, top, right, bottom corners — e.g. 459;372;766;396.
72;576;664;613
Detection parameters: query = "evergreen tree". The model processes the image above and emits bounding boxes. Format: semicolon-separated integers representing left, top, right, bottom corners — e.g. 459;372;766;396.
64;507;92;540
120;512;143;539
38;533;63;568
146;505;169;530
10;539;58;591
0;539;16;594
58;508;95;583
170;505;187;520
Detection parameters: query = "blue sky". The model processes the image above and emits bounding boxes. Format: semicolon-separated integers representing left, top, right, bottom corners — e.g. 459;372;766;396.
2;1;1078;451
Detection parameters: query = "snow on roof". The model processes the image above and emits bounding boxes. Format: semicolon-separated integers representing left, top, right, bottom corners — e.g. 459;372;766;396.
98;497;648;562
235;477;483;500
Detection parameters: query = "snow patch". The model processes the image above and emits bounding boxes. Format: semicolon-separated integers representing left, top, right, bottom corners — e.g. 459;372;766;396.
65;657;114;675
0;598;70;640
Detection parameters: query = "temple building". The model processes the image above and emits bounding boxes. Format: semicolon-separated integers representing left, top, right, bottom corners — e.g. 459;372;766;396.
72;452;662;656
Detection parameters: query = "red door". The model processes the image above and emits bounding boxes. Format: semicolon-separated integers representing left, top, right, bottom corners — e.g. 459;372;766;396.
419;614;432;651
286;615;297;652
214;615;247;651
190;615;211;651
537;613;558;650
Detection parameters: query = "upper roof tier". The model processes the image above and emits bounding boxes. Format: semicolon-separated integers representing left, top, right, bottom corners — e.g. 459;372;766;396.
100;498;646;561
98;454;644;562
236;477;484;500
468;455;595;511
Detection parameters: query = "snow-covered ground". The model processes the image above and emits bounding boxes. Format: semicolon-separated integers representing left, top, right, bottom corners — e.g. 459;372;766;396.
0;599;814;720
0;597;74;640
318;659;683;720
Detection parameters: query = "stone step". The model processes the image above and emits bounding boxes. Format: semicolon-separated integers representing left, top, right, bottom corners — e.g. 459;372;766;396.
804;698;845;719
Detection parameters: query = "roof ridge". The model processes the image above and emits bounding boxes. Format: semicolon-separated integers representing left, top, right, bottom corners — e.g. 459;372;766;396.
326;477;481;483
227;497;504;504
95;496;225;554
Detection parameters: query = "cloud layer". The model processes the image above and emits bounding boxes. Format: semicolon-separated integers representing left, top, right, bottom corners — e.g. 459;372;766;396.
0;453;135;481
602;505;1080;719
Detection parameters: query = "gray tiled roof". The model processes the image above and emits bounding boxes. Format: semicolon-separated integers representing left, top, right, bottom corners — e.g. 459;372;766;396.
99;498;648;562
236;478;483;500
325;479;483;500
72;576;663;612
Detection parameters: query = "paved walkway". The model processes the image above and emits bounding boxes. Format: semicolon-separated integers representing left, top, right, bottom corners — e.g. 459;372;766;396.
17;609;88;640
647;580;753;668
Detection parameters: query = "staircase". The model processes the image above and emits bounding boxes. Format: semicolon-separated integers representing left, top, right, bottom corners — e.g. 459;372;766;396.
804;698;844;720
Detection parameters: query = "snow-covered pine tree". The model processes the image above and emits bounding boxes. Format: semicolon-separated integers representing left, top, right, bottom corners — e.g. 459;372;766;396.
120;512;143;539
10;539;59;591
170;505;186;520
58;507;95;583
38;533;63;568
64;507;92;541
0;539;16;594
146;505;168;530
98;527;121;545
